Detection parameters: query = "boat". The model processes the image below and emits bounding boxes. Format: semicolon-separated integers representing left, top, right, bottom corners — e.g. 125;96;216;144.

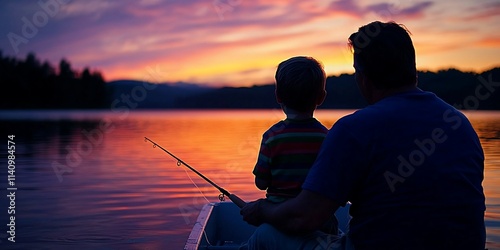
184;202;352;250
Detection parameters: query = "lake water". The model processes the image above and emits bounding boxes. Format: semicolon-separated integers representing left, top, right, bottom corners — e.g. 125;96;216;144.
0;109;499;250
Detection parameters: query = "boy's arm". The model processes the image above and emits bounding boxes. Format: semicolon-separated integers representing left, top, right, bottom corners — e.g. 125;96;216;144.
253;134;272;190
255;176;270;190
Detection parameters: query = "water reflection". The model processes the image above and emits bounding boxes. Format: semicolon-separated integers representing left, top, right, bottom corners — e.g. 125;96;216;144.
0;110;498;249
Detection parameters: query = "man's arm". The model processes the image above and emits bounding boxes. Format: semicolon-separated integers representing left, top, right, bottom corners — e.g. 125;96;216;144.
241;189;339;235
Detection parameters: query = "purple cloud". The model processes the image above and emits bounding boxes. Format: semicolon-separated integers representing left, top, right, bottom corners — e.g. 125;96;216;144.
366;1;433;19
328;0;433;19
328;0;364;17
0;0;496;86
464;1;500;20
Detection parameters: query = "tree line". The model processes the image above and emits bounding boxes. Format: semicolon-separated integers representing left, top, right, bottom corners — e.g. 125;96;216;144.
173;68;499;110
0;51;106;109
0;50;498;110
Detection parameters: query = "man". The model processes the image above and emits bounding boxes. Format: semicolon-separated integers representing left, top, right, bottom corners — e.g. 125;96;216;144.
240;21;486;250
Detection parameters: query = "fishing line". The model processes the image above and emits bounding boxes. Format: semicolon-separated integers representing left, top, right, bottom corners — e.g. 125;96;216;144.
181;166;210;203
144;137;247;208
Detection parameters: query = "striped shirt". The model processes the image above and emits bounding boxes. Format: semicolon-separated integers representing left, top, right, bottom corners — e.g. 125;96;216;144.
253;118;328;201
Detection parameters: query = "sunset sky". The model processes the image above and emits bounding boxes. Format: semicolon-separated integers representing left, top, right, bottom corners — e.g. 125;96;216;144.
0;0;499;87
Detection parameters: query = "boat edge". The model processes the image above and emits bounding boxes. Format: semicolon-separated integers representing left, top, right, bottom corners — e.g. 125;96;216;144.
184;203;215;250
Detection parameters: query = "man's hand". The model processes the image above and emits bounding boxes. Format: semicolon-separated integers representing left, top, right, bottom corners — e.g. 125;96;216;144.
241;191;338;234
240;199;267;226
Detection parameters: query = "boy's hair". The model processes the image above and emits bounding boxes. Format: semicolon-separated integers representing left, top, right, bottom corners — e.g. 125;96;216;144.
348;21;417;89
275;56;326;112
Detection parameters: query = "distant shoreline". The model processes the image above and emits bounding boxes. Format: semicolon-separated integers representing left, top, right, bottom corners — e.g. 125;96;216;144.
2;51;499;111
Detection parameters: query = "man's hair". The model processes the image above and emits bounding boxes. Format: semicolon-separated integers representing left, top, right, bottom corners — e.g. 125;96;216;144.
348;21;417;89
275;56;326;112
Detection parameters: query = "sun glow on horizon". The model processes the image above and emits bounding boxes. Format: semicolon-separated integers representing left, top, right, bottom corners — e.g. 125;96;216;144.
0;0;498;87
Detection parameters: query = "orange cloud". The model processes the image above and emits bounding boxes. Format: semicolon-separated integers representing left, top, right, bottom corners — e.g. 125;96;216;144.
476;37;500;48
0;0;497;87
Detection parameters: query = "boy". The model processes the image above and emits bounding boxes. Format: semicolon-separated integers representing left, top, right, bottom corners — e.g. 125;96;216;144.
252;56;337;234
253;56;328;203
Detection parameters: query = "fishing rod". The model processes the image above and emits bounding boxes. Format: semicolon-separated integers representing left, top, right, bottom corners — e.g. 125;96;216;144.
144;137;247;208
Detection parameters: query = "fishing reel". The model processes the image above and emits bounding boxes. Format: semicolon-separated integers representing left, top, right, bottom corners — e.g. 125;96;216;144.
218;193;225;202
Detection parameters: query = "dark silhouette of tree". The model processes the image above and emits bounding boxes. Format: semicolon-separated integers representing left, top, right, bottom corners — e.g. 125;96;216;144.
0;51;107;109
59;59;75;79
170;68;499;110
80;68;107;108
0;50;498;110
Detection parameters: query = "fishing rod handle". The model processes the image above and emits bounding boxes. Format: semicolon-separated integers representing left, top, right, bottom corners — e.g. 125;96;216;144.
229;194;247;208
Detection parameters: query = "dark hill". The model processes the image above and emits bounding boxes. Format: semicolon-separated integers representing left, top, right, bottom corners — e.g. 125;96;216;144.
173;85;279;109
106;80;212;109
166;67;499;110
417;68;500;110
2;50;497;110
